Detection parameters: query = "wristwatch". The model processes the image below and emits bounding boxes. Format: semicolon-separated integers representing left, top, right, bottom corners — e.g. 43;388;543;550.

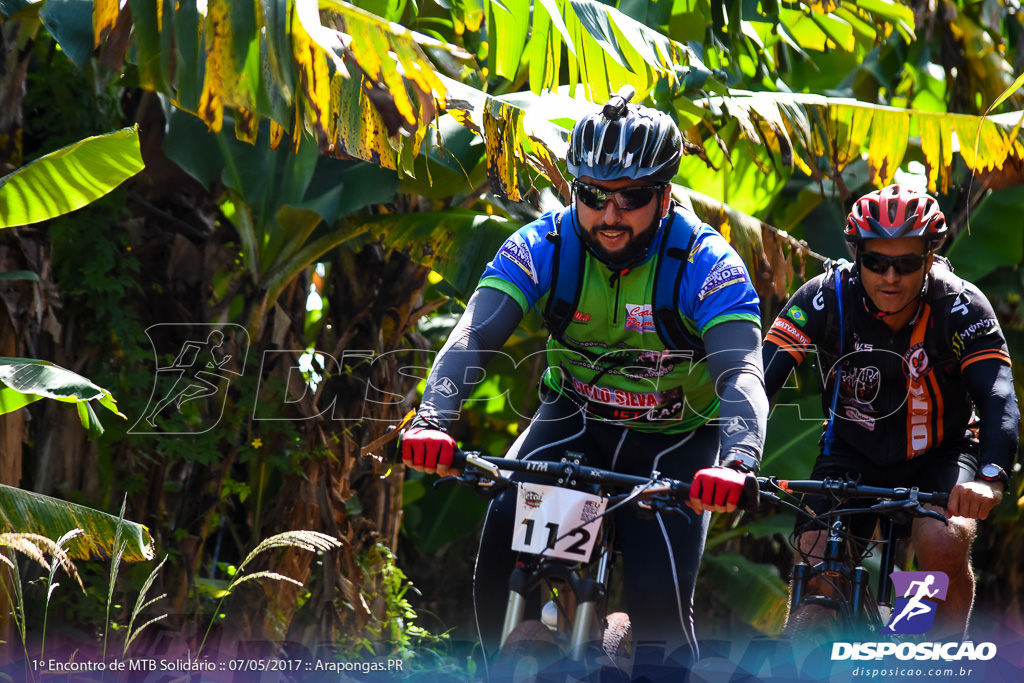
722;451;760;475
978;463;1009;489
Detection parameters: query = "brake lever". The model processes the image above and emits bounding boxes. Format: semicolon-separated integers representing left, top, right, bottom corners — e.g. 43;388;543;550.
915;505;950;525
434;471;512;499
464;452;501;479
866;498;950;525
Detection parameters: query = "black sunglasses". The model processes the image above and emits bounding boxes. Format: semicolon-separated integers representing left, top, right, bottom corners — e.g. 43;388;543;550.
859;250;929;275
574;181;665;212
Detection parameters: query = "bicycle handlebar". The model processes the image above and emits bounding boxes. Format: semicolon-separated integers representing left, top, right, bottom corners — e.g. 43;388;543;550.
455;450;689;493
450;450;760;513
758;477;951;528
764;477;950;509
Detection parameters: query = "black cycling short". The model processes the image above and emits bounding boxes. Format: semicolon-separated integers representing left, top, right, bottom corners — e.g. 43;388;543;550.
793;441;977;542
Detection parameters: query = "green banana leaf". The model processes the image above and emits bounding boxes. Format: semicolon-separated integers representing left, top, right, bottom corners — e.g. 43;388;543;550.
0;358;124;436
0;485;155;562
702;551;789;636
0;127;144;228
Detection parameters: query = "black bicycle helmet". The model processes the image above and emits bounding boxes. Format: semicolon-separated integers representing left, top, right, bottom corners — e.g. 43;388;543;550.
845;185;948;250
566;87;682;184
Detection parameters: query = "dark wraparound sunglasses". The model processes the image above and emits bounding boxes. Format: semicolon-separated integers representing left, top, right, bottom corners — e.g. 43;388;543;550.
859;250;928;275
573;181;666;212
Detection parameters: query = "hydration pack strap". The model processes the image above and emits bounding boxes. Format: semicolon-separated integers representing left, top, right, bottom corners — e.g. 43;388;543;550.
652;209;701;352
543;207;584;338
822;267;845;457
543;205;703;353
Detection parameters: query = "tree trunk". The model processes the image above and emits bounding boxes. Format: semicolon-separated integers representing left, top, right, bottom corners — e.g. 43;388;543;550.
216;246;431;649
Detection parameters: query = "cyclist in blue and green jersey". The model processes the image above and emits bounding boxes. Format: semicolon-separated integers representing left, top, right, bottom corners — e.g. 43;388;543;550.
401;89;769;670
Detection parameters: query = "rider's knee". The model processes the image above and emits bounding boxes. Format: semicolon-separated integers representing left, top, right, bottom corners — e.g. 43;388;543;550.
912;517;975;572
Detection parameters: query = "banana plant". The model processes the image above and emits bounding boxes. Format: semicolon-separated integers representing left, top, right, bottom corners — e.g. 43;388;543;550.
0;128;140;430
0;486;154;562
10;0;1023;229
0;127;144;229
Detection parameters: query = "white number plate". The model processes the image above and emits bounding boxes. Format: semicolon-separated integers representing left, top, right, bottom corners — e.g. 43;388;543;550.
510;484;607;562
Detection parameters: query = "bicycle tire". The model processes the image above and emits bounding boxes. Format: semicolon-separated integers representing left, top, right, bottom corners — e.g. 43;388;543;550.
782;601;843;643
602;611;631;660
499;619;563;662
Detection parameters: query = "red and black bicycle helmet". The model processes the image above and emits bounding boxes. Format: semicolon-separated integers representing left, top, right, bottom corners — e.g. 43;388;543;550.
845;185;947;249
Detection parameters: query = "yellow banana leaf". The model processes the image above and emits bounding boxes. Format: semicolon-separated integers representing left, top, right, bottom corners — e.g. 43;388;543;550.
0;485;155;563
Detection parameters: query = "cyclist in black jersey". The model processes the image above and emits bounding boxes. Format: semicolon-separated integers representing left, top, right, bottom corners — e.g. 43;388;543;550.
762;184;1020;640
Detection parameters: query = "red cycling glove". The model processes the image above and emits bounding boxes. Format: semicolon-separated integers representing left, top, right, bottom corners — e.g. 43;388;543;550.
401;428;456;473
690;466;747;510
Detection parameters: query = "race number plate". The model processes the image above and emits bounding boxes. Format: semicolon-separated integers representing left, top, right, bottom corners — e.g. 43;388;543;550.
511;484;607;562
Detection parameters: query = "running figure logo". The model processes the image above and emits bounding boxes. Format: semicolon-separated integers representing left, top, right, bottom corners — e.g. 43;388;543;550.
884;571;950;635
131;324;249;434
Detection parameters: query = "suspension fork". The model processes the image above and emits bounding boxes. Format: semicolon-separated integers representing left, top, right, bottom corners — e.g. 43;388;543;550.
568;538;613;661
499;566;531;650
791;520;851;611
874;516;899;608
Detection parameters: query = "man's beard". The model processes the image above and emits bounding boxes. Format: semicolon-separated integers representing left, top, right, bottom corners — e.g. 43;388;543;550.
581;214;662;270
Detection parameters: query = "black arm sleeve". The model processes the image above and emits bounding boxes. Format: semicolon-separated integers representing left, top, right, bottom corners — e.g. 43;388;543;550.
416;287;525;430
963;359;1020;471
762;341;802;400
703;320;769;465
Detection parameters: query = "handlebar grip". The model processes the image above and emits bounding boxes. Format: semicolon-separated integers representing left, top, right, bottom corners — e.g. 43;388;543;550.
740;473;760;513
450;449;468;469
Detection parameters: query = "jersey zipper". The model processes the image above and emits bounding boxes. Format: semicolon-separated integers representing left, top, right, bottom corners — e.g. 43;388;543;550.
609;268;628;325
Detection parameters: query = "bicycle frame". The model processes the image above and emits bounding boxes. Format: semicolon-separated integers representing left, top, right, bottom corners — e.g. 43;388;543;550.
788;515;901;633
762;477;950;637
448;450;695;663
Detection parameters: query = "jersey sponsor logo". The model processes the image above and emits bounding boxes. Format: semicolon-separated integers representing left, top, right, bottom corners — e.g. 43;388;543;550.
771;319;811;346
907;380;933;456
812;290;826;311
844;406;876;430
841;366;881;404
904;343;931;380
787;306;808;326
499;233;539;284
853;333;873;351
697;262;747;301
572;310;592;324
624;303;656;333
687;241;707;264
951;318;999;358
950;292;970;316
569;377;661;409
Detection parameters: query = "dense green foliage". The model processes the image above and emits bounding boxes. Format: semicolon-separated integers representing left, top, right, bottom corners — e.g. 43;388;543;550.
0;0;1021;676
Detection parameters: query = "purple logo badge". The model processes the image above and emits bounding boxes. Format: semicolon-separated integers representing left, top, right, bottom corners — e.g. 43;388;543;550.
884;571;949;635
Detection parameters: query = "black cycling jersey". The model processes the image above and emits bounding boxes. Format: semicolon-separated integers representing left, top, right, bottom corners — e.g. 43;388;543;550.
763;258;1018;471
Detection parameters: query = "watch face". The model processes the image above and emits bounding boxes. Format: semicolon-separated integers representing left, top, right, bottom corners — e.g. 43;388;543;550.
981;464;1002;480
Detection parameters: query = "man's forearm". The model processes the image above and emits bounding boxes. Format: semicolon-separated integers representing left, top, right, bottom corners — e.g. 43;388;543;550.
416;287;524;430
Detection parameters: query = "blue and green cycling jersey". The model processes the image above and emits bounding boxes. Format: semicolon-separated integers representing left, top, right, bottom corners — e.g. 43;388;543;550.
478;206;761;433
